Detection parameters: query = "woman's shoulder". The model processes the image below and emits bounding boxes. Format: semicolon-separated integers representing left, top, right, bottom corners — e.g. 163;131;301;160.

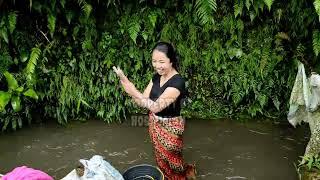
172;74;186;83
168;74;186;89
152;73;160;82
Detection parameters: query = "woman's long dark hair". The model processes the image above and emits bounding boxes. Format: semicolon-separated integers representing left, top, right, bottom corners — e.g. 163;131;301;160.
152;42;179;70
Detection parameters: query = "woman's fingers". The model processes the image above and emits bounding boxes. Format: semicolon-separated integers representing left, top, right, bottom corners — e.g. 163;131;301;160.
112;66;120;76
113;66;123;78
113;66;129;82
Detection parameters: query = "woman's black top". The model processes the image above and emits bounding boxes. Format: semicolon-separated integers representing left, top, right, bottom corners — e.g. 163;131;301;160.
149;73;187;118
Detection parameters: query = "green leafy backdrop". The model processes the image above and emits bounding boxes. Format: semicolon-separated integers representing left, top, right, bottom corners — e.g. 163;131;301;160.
1;0;320;130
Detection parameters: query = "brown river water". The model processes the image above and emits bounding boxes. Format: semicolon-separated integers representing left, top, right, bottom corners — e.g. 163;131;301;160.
0;116;309;180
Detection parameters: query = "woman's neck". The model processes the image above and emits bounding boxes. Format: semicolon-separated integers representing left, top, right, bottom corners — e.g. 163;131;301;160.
162;69;177;80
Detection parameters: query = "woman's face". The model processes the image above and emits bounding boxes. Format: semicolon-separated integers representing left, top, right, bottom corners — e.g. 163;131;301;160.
152;49;172;76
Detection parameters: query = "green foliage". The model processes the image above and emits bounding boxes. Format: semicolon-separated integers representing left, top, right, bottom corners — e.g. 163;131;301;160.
0;39;40;130
298;154;320;170
8;11;17;34
82;3;93;19
314;0;320;20
23;89;38;100
1;0;320;130
0;91;11;112
263;0;274;11
25;47;41;86
195;0;217;25
0;69;38;130
1;71;38;108
313;30;320;56
47;14;56;38
128;16;141;44
4;71;19;91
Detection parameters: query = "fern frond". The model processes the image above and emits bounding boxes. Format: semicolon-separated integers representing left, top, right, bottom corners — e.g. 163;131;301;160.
236;19;244;32
66;11;74;24
160;22;171;41
263;0;274;11
296;43;305;58
25;48;41;77
257;94;267;107
276;32;290;41
8;11;17;34
313;30;320;56
82;3;92;18
60;0;66;8
47;14;56;38
81;38;93;50
148;11;158;28
260;47;270;76
314;0;320;20
0;51;12;73
50;0;56;9
128;18;141;44
275;9;283;22
234;1;243;18
245;0;252;10
195;0;217;25
188;25;198;46
107;0;118;7
77;0;85;6
29;0;32;11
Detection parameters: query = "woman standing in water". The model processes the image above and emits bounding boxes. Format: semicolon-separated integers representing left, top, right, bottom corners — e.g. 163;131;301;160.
113;42;196;179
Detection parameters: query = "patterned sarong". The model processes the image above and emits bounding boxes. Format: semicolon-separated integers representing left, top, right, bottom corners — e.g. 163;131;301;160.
148;112;195;180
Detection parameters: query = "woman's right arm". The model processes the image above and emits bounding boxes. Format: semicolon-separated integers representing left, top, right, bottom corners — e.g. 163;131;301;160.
132;80;153;107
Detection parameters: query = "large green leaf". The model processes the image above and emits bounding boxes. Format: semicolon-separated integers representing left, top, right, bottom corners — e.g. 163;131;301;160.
23;89;38;100
0;28;8;43
0;91;11;111
3;71;18;91
20;51;29;63
11;96;22;112
16;86;24;93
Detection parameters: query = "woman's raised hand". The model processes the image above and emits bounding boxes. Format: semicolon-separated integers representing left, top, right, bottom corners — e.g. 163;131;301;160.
113;66;129;83
113;66;137;96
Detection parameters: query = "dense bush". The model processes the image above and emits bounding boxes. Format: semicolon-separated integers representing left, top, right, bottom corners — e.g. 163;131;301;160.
1;0;320;130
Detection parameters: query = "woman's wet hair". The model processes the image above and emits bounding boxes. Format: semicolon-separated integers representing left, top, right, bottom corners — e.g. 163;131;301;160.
152;42;179;70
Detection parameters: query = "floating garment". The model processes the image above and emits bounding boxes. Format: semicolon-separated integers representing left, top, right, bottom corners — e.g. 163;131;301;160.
1;166;53;180
61;155;124;180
